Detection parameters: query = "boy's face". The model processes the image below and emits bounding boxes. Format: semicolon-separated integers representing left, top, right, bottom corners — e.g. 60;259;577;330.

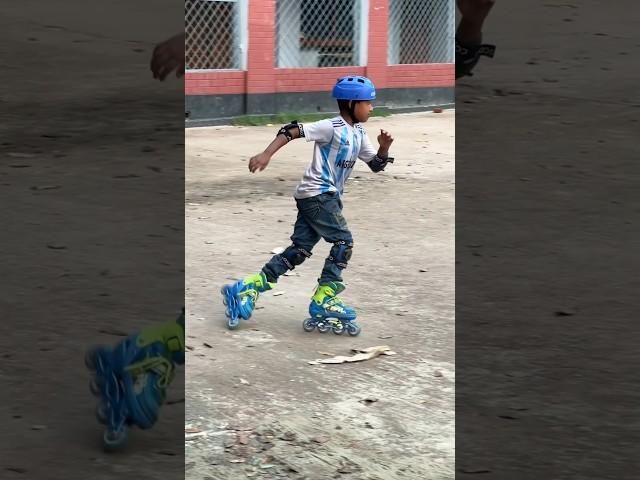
355;101;374;122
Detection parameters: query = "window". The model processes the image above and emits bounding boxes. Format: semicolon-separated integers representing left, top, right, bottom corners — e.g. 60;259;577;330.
388;0;455;64
276;0;366;68
185;0;247;70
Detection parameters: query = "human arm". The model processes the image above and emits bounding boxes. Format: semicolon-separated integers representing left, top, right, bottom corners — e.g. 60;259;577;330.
248;119;333;173
151;32;185;81
359;129;395;173
248;126;301;173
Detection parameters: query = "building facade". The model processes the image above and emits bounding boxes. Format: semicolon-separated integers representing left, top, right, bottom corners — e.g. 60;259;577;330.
185;0;455;125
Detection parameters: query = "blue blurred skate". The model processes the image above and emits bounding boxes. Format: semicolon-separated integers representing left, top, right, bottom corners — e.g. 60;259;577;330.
85;311;185;451
221;272;273;329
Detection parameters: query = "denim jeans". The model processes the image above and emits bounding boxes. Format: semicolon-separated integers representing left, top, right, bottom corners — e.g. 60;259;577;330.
262;191;353;284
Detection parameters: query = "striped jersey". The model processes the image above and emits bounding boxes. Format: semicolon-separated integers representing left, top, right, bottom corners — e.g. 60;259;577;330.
293;116;378;199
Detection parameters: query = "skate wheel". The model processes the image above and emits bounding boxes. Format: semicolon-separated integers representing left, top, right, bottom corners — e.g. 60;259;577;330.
332;324;345;335
86;346;111;372
96;403;108;425
89;377;102;396
103;428;128;451
302;318;316;332
347;323;361;336
85;348;99;371
317;323;330;333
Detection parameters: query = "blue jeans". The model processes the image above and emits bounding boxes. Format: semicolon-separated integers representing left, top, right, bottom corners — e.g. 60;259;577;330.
262;192;353;284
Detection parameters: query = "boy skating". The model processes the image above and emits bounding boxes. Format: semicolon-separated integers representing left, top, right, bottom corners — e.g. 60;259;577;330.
221;76;394;336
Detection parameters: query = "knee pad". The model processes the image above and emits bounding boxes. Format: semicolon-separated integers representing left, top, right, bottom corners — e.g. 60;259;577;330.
280;244;312;270
329;240;353;269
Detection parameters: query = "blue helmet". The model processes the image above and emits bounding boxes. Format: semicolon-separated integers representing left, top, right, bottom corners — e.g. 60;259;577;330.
332;76;376;101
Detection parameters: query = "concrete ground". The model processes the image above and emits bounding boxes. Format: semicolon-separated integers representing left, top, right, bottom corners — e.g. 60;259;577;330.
185;111;455;479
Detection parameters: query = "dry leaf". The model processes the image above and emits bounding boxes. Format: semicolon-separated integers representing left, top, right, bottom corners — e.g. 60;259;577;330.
308;346;396;365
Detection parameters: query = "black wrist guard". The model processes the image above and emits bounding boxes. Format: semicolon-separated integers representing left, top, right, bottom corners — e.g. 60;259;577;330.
369;155;394;173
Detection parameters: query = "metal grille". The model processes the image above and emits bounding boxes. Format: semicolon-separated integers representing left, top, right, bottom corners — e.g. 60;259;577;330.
185;0;245;70
388;0;455;64
276;0;365;68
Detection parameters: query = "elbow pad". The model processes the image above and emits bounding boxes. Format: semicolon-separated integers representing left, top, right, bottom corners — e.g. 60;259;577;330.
368;155;394;173
277;121;303;142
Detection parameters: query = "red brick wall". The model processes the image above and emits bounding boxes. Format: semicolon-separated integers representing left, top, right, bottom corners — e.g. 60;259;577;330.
184;0;454;97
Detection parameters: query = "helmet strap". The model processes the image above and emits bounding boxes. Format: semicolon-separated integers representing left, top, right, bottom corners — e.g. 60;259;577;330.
348;100;360;124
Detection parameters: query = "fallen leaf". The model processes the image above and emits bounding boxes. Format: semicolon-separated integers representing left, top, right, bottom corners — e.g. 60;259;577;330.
309;346;395;365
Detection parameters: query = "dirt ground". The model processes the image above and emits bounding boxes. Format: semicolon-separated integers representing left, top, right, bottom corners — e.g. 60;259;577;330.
455;1;639;478
185;111;455;479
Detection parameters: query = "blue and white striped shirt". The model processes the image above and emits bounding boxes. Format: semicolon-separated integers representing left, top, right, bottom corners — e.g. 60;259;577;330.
293;116;378;199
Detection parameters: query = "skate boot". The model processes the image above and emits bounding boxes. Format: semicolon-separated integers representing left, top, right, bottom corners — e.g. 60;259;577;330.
85;309;185;451
221;272;274;329
303;282;361;336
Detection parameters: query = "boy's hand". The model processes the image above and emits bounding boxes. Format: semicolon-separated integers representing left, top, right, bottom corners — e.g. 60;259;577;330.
377;129;394;151
249;152;271;173
151;33;185;81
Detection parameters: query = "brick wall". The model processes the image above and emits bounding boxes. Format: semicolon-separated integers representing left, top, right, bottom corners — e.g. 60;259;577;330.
185;0;454;111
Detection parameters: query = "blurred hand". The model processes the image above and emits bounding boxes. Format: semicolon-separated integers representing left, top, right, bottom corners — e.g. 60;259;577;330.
249;152;271;173
377;129;394;151
151;33;185;81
